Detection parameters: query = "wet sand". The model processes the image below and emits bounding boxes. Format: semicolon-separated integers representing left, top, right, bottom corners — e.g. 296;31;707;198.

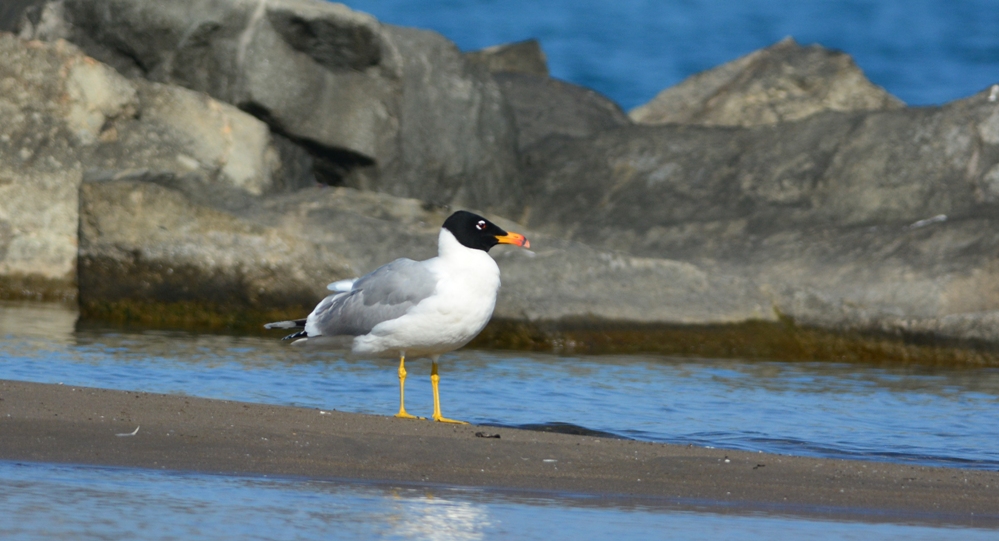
1;379;997;526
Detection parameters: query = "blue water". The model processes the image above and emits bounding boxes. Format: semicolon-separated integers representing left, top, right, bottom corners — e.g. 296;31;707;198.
3;302;999;537
2;302;998;470
2;461;997;541
340;0;999;110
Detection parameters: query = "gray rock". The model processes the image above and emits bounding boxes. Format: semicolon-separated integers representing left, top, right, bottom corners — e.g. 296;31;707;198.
519;85;999;342
493;72;630;151
465;39;549;76
17;0;523;214
630;37;904;127
86;79;283;196
0;0;46;33
77;177;453;317
378;25;522;214
466;40;629;153
491;237;769;325
525;91;999;241
6;7;999;352
20;0;397;171
75;164;999;346
78;179;354;313
76;176;765;329
0;34;119;297
0;34;290;299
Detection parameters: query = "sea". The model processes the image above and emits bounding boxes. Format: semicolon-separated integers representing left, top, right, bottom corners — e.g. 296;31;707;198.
4;1;999;538
2;299;998;539
340;0;999;111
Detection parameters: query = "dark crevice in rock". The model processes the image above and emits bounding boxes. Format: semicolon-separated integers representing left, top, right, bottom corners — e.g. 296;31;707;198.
0;0;44;32
239;101;376;188
305;141;377;188
51;6;154;79
267;9;381;72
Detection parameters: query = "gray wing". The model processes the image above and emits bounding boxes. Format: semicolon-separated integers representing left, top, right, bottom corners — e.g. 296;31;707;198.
306;258;438;337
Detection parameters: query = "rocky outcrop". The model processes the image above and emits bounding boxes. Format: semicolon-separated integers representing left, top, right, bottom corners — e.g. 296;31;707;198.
465;38;549;76
75;175;767;332
0;35;130;299
77;179;353;322
493;73;631;151
12;0;523;214
0;34;288;300
629;37;904;127
525;93;999;239
4;0;999;359
84;79;289;196
520;87;999;343
465;39;630;153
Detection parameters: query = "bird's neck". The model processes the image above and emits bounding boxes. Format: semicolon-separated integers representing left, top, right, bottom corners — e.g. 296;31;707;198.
437;229;494;267
436;229;501;295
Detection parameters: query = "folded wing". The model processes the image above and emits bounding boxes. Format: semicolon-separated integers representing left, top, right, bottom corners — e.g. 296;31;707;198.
306;258;438;338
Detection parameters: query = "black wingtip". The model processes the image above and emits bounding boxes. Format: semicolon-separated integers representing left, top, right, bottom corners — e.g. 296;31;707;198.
282;330;308;341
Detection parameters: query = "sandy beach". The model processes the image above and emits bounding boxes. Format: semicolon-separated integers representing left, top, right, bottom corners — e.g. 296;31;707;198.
1;379;997;526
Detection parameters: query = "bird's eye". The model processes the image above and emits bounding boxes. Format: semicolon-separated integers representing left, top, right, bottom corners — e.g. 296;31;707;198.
476;220;486;230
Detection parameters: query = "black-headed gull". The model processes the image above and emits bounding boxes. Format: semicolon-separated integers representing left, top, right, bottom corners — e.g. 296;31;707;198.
265;211;530;423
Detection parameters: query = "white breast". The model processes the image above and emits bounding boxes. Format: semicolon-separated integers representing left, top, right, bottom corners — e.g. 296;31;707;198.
351;229;502;357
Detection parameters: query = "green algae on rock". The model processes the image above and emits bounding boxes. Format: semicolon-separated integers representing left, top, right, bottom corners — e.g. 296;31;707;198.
471;317;999;368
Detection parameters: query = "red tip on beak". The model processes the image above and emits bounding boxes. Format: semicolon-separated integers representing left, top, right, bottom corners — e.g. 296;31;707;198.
496;231;530;249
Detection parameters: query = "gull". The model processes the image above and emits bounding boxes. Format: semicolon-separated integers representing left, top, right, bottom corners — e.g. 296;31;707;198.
265;211;530;424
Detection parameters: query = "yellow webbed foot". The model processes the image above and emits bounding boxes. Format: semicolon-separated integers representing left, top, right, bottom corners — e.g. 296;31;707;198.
432;414;468;424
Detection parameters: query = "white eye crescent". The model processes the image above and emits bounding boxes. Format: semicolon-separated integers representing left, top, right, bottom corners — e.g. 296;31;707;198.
476;220;486;230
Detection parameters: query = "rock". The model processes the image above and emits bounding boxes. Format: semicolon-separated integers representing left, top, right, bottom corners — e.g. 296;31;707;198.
0;33;291;300
77;179;354;320
491;236;768;325
76;167;999;351
465;39;549;76
0;35;112;299
86;79;284;196
17;0;524;214
466;40;629;152
76;177;453;326
525;90;999;241
493;72;630;151
76;174;766;331
519;86;999;342
629;37;904;127
378;25;522;214
0;1;45;33
5;5;999;355
19;0;398;164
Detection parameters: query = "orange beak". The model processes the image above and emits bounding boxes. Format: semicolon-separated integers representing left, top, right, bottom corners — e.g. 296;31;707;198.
496;231;530;249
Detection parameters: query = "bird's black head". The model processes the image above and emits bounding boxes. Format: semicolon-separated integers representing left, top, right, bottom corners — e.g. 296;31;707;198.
442;211;530;252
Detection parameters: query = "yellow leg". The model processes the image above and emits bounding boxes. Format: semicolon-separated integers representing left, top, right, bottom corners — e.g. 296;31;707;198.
394;353;421;420
431;360;467;424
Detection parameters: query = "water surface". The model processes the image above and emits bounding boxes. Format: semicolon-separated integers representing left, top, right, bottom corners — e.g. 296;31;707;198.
340;0;999;109
3;302;999;539
2;302;997;470
2;460;997;541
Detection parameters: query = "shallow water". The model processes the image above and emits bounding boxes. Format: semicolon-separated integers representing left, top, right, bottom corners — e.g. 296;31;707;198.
2;302;998;471
340;0;999;110
2;460;997;541
3;302;999;538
